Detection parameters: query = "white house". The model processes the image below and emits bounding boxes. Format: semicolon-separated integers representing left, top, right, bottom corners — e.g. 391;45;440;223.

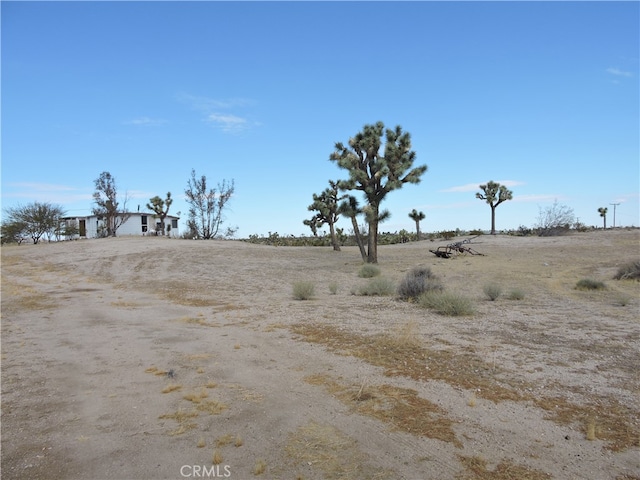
62;212;180;239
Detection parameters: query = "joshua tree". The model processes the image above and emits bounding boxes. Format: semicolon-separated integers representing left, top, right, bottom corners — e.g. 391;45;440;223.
147;192;173;235
330;122;427;263
408;209;425;240
475;181;513;235
338;195;367;261
597;207;608;229
304;180;344;251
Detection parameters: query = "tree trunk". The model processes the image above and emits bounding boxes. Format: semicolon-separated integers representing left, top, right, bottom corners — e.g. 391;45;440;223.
367;217;378;263
490;205;496;235
351;217;367;261
415;221;421;241
329;221;341;251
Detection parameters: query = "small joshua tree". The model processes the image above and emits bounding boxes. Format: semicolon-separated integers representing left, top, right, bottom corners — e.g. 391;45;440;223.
598;207;607;229
408;209;425;240
476;181;513;235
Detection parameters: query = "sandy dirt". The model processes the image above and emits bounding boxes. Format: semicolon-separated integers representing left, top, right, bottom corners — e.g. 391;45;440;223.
1;229;639;480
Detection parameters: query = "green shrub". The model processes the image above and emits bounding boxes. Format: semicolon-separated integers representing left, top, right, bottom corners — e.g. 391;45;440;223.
507;288;525;300
328;281;338;295
292;281;315;300
358;277;396;296
419;291;475;316
397;267;443;300
358;264;381;278
613;260;640;280
482;283;502;301
575;278;606;290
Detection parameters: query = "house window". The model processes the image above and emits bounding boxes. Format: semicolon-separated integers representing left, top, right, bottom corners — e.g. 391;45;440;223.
141;216;148;225
171;219;178;229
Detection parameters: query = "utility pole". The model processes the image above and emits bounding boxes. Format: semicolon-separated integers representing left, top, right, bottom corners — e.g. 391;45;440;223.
610;203;620;228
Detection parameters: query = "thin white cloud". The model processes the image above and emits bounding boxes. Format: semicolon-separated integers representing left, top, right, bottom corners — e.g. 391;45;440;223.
206;113;248;134
177;93;255;111
177;92;259;134
440;180;525;193
124;117;168;127
606;67;633;77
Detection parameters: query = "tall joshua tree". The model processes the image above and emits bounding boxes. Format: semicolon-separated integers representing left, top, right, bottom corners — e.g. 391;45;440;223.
147;192;173;235
330;122;427;263
598;207;608;229
408;209;425;240
476;181;513;235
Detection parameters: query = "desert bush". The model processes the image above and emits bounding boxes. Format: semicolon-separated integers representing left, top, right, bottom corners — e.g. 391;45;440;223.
613;260;640;280
397;267;443;300
358;264;381;278
507;288;526;300
575;278;606;290
536;200;575;236
292;281;315;300
328;281;339;295
358;277;396;296
419;291;475;316
482;283;502;301
614;293;632;306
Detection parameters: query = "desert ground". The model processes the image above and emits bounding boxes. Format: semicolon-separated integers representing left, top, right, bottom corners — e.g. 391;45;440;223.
1;229;639;480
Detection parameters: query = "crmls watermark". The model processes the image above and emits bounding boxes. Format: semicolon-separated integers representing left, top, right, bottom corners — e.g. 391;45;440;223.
180;465;232;478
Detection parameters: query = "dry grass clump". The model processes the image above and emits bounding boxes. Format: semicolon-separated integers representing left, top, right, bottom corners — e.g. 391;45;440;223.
162;384;182;394
419;291;475;316
575;278;606;290
328;281;339;295
253;459;267;475
482;283;502;301
397;266;443;300
292;280;315;300
507;288;526;300
357;277;396;296
183;389;209;404
197;400;228;415
386;320;423;349
159;408;198;436
212;450;223;465
358;264;381;278
613;260;640;280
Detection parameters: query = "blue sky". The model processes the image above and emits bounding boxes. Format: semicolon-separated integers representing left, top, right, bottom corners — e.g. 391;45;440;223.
2;1;638;237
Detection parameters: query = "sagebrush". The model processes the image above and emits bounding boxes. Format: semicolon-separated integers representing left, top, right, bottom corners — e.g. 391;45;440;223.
358;264;381;278
358;277;396;296
397;267;443;300
292;281;315;300
419;291;475;316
